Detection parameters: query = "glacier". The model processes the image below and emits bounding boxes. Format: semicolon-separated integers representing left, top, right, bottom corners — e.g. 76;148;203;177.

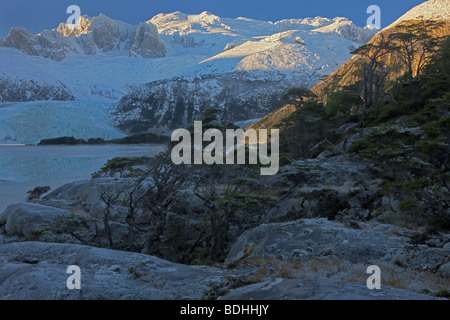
0;100;125;144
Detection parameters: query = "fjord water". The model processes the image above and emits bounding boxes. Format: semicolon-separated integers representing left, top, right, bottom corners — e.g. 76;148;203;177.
0;144;166;213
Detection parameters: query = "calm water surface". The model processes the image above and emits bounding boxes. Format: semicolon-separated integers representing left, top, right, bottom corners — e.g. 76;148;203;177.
0;144;166;212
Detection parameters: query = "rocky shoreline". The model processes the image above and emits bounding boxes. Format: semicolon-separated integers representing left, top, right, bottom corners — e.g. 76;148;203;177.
1;171;449;299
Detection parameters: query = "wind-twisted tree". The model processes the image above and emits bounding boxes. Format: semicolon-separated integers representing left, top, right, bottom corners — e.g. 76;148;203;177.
142;152;192;255
351;33;393;110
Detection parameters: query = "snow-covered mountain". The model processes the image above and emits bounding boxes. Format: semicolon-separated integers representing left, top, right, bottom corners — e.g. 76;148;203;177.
114;12;376;132
0;14;166;61
151;12;376;44
0;11;376;143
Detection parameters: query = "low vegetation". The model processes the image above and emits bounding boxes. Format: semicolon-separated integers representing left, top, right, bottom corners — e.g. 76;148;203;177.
38;132;170;145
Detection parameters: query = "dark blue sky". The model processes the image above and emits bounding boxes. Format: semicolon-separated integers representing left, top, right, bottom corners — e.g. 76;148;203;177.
0;0;427;38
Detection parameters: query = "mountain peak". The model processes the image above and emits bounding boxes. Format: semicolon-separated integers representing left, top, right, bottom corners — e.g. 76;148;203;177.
312;17;377;44
199;11;215;16
56;14;132;38
56;15;92;37
192;11;221;24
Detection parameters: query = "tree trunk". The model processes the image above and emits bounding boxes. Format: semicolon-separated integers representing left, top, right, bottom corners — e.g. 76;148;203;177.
126;211;137;251
146;207;167;255
103;205;113;248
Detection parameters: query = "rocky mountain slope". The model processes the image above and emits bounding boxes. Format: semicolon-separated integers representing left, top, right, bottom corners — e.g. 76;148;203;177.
0;77;74;102
311;8;450;102
247;0;450;131
114;72;314;133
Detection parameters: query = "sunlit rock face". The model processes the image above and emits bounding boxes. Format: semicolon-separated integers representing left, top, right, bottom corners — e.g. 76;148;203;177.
130;22;167;58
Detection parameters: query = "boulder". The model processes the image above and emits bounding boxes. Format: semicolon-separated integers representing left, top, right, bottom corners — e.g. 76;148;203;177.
0;242;224;300
438;262;450;278
41;178;129;218
225;218;450;272
0;203;76;237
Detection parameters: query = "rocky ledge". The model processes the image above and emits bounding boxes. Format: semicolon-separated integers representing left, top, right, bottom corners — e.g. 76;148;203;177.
1;203;448;300
0;241;442;300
